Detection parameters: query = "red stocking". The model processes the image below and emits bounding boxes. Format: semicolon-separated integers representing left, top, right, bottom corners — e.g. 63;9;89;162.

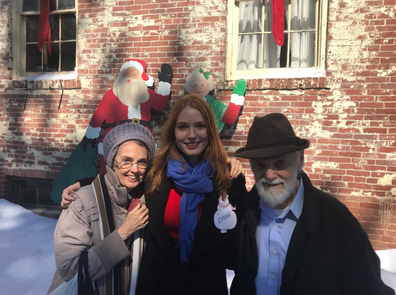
272;0;284;46
38;0;51;55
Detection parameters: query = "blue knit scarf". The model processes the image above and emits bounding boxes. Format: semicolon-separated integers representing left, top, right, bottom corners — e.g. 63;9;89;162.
167;156;213;265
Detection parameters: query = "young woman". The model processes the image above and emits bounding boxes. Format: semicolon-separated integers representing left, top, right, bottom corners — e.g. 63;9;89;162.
48;123;156;295
135;94;246;295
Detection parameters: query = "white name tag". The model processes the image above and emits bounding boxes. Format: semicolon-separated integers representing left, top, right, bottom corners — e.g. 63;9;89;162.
214;195;237;233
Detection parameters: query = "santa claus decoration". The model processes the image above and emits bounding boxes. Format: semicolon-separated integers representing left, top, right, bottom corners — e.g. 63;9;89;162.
185;68;246;133
50;60;172;203
83;59;172;173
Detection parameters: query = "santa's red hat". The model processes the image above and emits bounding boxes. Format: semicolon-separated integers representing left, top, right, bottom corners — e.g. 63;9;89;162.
120;59;154;87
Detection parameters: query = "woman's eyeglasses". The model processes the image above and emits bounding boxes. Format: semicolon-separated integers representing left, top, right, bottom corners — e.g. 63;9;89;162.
114;160;148;170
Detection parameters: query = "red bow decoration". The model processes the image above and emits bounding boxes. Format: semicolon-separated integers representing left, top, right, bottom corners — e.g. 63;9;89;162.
38;0;52;55
272;0;284;46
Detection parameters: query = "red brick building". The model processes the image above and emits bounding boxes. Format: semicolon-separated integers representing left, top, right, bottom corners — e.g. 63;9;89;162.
0;0;395;249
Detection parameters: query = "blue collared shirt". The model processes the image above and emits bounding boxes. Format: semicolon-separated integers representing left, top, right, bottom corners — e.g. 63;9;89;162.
255;179;304;295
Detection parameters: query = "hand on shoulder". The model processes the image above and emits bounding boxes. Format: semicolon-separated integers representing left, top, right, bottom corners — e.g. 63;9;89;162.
61;182;81;209
227;158;245;179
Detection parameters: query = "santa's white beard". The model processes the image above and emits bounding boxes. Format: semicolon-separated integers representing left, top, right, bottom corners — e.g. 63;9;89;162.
256;168;299;208
113;76;150;109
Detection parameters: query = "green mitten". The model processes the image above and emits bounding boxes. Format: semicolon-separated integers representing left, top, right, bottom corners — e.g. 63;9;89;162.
232;79;247;96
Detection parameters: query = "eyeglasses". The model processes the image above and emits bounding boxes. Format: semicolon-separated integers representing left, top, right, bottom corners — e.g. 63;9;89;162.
114;159;148;170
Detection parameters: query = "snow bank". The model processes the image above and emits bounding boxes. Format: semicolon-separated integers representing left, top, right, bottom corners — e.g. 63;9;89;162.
0;199;57;295
376;249;396;291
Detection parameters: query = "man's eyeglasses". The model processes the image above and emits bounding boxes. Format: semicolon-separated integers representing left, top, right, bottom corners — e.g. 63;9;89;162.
114;159;148;170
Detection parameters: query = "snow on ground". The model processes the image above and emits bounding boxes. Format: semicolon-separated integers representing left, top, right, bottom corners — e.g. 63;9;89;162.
0;199;395;295
377;249;396;291
0;199;57;295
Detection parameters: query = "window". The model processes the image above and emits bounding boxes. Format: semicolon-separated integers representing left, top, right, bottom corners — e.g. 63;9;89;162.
226;0;328;80
12;0;77;79
7;176;61;218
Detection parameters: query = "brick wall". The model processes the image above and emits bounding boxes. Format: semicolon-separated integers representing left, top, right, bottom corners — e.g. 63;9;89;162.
0;0;395;249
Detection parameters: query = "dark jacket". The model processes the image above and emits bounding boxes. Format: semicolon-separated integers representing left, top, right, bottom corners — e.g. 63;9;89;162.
136;175;246;295
231;172;394;295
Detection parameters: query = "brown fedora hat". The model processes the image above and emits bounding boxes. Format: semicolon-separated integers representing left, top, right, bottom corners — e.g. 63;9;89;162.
235;113;310;159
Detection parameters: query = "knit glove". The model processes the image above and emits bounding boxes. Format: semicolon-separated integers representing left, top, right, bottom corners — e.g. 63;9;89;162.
158;64;173;84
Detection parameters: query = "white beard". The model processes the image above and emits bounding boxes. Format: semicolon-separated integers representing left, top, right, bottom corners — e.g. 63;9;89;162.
113;75;150;109
256;168;299;208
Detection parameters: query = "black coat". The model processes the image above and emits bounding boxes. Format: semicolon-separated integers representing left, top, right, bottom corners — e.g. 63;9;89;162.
231;172;395;295
136;175;246;295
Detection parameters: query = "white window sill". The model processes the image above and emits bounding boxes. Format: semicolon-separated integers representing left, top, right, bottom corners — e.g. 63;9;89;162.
228;67;326;81
19;68;78;81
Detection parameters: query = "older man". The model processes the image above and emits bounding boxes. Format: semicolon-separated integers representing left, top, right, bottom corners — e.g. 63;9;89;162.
231;113;394;295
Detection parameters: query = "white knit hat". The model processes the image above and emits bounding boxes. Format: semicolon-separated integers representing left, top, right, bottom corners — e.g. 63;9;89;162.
103;123;156;167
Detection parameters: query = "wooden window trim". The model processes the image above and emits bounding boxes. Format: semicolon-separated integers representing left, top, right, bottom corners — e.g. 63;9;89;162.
226;0;328;81
12;0;78;80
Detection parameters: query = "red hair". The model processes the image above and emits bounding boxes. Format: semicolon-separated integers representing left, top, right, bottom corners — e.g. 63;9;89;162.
145;94;230;198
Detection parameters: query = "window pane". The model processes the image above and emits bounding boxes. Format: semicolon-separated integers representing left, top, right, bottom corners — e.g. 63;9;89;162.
239;1;262;34
59;0;75;10
26;16;40;43
38;181;54;206
18;180;37;205
289;0;316;31
47;43;60;71
237;0;317;70
26;44;42;72
61;42;76;71
263;0;272;32
237;1;263;70
237;34;262;70
279;33;288;68
261;34;280;68
50;0;57;12
50;15;60;41
61;14;76;40
23;0;39;12
289;32;315;68
8;178;57;207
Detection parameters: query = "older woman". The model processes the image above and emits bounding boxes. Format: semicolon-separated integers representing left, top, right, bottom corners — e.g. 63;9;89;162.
48;123;156;295
136;94;246;295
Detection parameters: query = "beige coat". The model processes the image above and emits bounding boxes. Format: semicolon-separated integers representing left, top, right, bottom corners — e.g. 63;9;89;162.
48;166;145;295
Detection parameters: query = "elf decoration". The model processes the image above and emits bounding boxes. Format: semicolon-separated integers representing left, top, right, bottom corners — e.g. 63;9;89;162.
185;68;246;133
50;59;172;203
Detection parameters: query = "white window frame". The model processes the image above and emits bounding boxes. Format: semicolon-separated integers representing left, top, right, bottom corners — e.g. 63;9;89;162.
226;0;328;80
11;0;78;81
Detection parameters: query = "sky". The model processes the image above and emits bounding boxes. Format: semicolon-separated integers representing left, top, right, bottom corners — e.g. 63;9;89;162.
0;199;395;295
